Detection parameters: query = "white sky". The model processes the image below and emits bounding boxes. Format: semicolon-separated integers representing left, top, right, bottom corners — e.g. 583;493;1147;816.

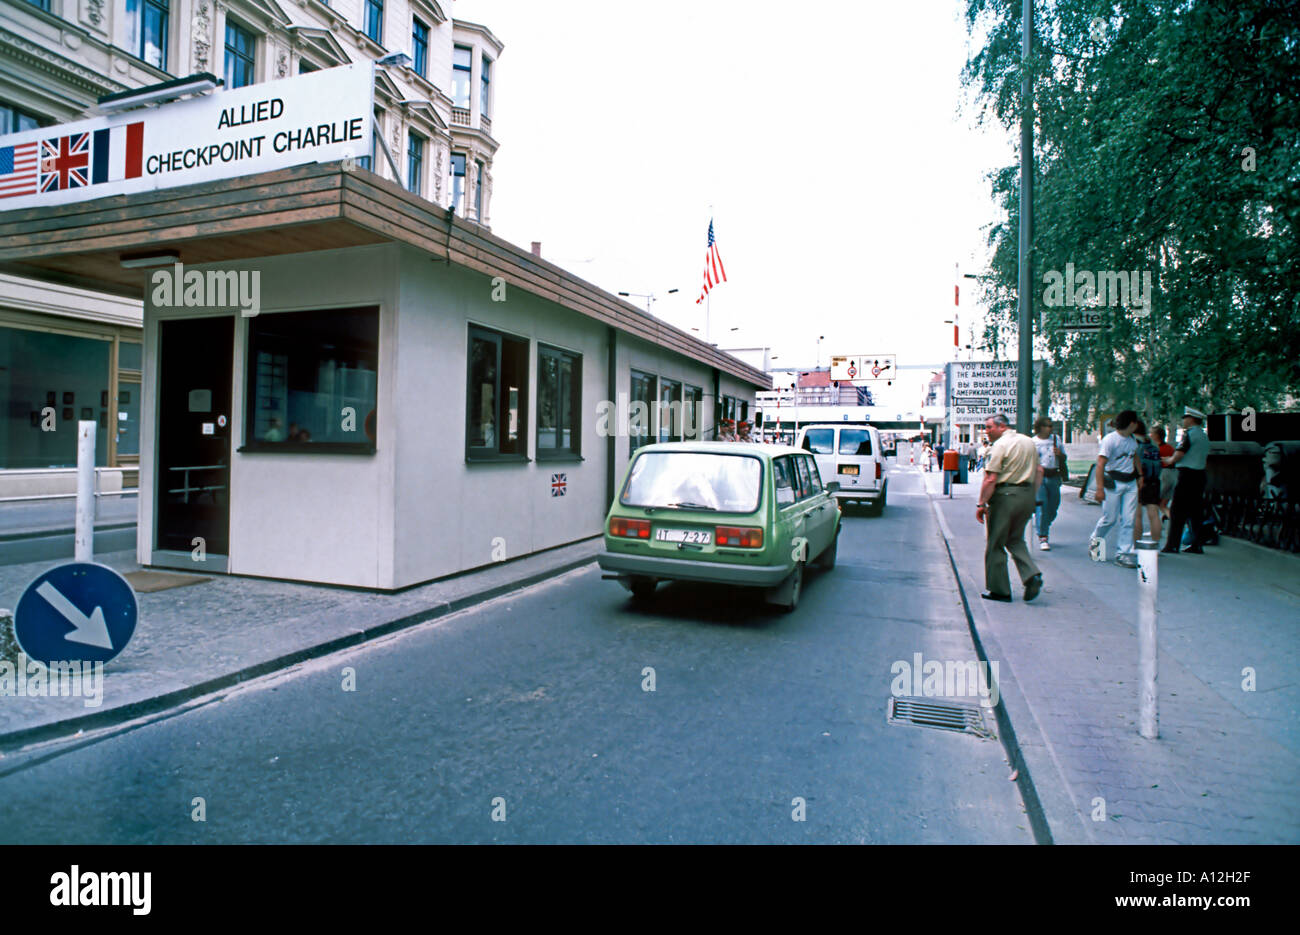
457;0;1016;409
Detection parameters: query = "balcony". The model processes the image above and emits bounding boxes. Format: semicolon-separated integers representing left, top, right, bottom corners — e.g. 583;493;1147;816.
451;107;470;126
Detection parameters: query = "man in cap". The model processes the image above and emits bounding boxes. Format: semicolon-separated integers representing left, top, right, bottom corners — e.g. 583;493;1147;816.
974;413;1044;602
1161;406;1211;554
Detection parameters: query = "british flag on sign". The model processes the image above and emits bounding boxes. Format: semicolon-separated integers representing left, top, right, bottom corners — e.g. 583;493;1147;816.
550;474;567;497
40;133;91;192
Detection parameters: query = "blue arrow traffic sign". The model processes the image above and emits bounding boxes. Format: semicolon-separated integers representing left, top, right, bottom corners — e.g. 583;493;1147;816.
13;562;138;666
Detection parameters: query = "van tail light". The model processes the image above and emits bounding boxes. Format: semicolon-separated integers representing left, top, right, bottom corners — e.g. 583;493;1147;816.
716;526;763;548
876;461;882;480
610;517;651;539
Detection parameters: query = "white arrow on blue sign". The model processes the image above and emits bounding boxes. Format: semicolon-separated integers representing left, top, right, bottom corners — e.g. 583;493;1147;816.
13;562;138;666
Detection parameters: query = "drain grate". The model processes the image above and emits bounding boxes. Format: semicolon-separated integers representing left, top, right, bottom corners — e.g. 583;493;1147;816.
887;697;995;739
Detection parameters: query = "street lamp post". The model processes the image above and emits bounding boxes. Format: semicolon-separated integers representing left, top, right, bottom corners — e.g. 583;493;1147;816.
618;288;678;316
1016;0;1035;433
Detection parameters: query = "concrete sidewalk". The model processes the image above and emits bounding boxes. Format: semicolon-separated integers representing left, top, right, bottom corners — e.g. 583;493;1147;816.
0;537;601;750
927;466;1300;843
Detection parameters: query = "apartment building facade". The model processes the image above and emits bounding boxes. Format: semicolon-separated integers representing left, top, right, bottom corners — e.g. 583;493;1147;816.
0;0;501;490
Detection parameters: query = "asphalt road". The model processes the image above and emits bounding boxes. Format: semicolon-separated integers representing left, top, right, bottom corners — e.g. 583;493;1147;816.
0;464;1033;844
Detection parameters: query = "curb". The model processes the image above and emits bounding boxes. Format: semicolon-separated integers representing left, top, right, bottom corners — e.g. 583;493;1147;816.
928;495;1057;845
0;551;598;754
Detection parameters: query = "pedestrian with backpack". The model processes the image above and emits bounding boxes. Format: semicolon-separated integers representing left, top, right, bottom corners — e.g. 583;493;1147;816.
1132;420;1165;548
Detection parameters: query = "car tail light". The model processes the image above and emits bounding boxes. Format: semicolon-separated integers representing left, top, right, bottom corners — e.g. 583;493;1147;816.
876;461;882;479
715;525;763;548
610;517;651;539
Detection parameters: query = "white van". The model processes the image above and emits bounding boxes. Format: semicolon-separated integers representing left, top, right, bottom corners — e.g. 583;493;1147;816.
795;423;886;514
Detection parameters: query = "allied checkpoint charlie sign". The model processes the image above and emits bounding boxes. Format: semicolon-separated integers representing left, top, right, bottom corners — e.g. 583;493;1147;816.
0;63;373;210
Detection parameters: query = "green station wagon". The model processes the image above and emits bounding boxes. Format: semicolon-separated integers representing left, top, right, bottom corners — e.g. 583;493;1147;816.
597;442;841;611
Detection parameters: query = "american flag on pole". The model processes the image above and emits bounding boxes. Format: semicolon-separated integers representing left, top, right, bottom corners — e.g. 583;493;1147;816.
695;219;727;304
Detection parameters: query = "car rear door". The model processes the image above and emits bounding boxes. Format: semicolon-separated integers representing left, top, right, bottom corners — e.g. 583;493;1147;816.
794;453;833;557
836;426;879;494
773;455;807;562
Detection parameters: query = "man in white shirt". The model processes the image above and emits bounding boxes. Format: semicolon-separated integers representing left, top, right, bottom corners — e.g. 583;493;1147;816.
1031;416;1066;550
1090;409;1140;567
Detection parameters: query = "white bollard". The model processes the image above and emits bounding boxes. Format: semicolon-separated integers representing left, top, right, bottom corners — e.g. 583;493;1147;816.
1136;535;1159;739
75;420;96;562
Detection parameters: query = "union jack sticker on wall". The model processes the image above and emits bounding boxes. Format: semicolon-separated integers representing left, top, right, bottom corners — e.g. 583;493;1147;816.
550;474;567;497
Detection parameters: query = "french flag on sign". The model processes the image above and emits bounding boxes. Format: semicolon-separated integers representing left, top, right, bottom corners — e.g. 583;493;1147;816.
91;121;143;184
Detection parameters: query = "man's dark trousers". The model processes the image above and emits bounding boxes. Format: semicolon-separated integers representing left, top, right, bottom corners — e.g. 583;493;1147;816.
986;484;1041;596
1166;467;1206;548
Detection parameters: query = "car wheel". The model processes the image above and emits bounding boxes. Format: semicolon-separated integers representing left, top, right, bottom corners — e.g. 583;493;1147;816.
816;529;838;569
629;577;657;600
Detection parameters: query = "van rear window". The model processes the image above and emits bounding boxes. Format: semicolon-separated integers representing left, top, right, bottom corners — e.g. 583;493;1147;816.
802;428;834;454
839;429;873;456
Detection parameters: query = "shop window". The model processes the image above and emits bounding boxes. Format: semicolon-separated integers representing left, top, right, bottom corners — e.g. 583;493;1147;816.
629;369;656;460
0;326;110;469
537;345;581;459
242;306;379;452
467;325;529;460
118;341;143;372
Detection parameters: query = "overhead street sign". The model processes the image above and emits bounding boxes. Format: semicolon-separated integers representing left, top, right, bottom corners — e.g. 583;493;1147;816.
831;354;897;382
13;562;138;665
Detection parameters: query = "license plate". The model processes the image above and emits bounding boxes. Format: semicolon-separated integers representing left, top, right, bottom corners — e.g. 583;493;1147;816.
838;465;860;475
655;528;712;544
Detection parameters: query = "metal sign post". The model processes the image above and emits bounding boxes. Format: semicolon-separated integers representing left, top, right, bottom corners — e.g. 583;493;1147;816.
75;420;95;562
1136;536;1159;739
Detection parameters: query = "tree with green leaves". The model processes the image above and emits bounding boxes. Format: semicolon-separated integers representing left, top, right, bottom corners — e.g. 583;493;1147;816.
963;0;1300;430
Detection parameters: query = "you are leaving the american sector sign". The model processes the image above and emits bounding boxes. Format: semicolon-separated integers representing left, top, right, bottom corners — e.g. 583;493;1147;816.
948;360;1043;425
0;63;374;210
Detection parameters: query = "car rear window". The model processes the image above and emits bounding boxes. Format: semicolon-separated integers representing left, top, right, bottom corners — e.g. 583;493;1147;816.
839;428;873;456
621;452;763;513
774;456;796;506
802;428;835;454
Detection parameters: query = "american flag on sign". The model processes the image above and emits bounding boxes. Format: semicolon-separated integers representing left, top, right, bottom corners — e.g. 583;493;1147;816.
550;473;567;497
40;132;91;192
694;219;727;304
0;141;39;199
